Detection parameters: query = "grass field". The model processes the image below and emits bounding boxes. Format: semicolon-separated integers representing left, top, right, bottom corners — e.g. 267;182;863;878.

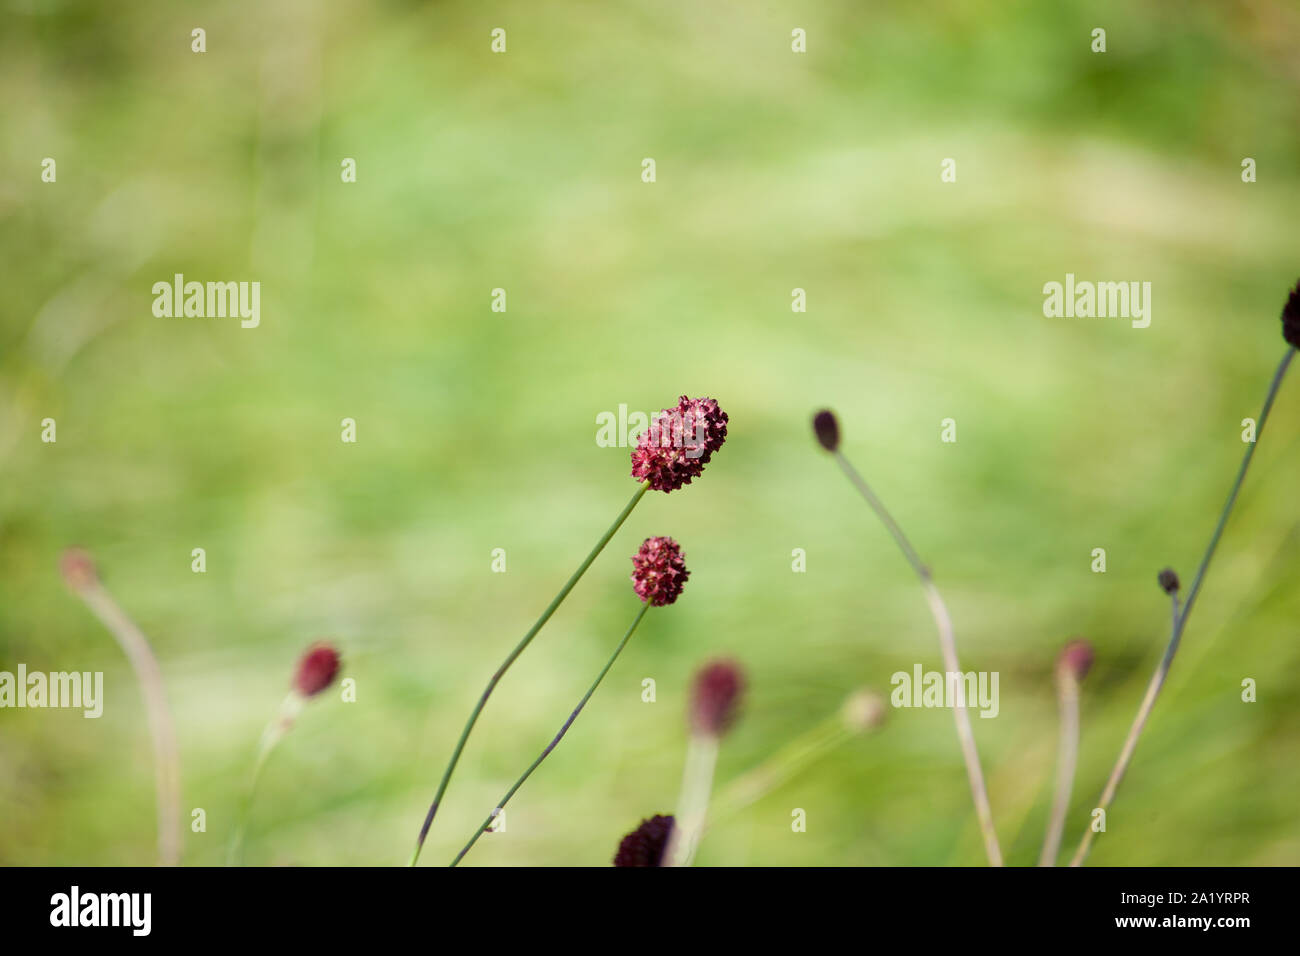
2;0;1299;866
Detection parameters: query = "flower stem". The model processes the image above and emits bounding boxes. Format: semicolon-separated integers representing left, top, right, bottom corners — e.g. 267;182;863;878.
832;450;1003;866
1070;347;1294;867
227;693;301;866
409;481;651;865
74;581;182;867
709;717;850;824
1039;672;1080;866
450;602;651;867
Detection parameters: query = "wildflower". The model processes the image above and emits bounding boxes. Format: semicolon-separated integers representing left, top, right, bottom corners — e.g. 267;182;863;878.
631;536;689;606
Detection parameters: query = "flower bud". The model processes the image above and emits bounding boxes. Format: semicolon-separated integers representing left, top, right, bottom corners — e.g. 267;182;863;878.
1057;638;1094;682
812;409;840;452
1157;567;1180;595
689;659;745;737
59;548;99;592
1282;279;1300;349
293;642;341;698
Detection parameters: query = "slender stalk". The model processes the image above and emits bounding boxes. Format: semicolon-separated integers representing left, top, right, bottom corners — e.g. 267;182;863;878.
664;732;720;866
833;450;1003;867
1039;672;1080;866
709;718;849;824
450;603;651;867
1070;348;1294;867
410;481;650;865
227;693;300;866
74;582;182;867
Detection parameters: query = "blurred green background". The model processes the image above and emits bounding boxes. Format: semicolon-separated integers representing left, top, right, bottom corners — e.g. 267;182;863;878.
2;0;1299;866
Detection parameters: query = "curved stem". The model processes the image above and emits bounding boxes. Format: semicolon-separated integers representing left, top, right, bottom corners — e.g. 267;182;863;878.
1039;673;1079;866
409;482;650;866
450;602;651;867
833;450;1003;866
75;582;182;867
1070;347;1294;867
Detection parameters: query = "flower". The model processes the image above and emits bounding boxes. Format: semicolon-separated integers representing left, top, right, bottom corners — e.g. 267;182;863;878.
630;396;728;492
689;659;745;737
812;409;840;452
631;536;689;606
1282;279;1300;349
613;814;675;866
59;548;99;592
1057;639;1095;682
1157;568;1180;595
293;642;341;697
841;689;886;732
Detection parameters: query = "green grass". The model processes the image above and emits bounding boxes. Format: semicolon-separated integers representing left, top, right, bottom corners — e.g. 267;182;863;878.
2;0;1299;866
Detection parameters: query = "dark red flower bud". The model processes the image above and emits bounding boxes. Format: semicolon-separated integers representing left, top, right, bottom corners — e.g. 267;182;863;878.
689;659;745;737
1057;638;1094;682
1282;279;1300;349
1157;568;1180;595
630;396;728;493
631;536;689;606
613;814;675;867
59;548;99;592
812;409;840;451
293;642;341;697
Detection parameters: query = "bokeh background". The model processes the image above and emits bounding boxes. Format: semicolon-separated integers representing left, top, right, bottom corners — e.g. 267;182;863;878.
2;0;1299;866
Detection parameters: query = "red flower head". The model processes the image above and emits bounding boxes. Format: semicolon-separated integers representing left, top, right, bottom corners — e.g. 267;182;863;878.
630;396;728;492
631;536;689;606
293;642;341;698
613;814;675;867
1057;639;1094;683
59;548;99;592
689;659;745;737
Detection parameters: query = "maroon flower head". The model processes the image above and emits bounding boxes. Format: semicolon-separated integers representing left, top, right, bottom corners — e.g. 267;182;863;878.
630;395;728;492
59;548;99;592
690;659;745;737
1282;279;1300;349
293;642;341;697
631;536;689;606
613;814;675;866
1057;638;1094;683
1157;567;1180;595
812;409;840;452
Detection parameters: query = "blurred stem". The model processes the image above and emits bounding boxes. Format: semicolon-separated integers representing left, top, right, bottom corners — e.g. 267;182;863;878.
664;732;720;867
709;717;850;825
409;481;651;865
450;602;651;867
1070;347;1294;867
1039;672;1080;866
227;693;301;866
74;582;182;867
832;450;1003;867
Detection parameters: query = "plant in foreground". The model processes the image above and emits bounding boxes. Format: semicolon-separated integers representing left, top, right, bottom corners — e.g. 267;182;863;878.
1039;638;1093;866
663;658;746;866
228;642;341;865
614;814;676;867
61;548;181;867
410;395;727;865
812;410;1003;866
1070;280;1297;866
449;536;690;867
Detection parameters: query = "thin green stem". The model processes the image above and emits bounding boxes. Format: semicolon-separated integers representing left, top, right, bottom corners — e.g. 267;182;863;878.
1070;347;1294;867
410;481;651;866
832;449;1003;867
450;602;651;867
227;694;299;866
